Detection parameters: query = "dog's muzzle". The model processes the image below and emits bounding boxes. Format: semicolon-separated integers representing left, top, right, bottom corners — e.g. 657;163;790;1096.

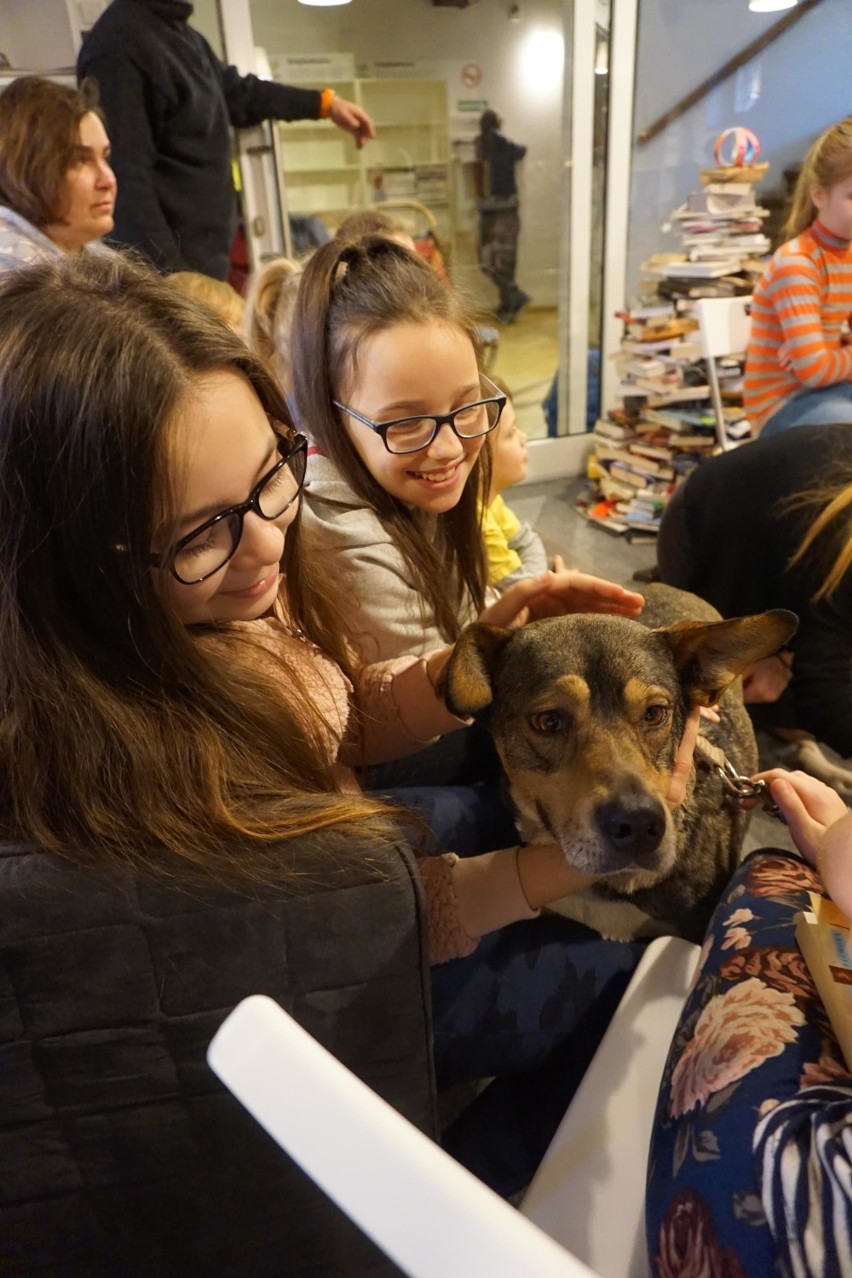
594;793;667;869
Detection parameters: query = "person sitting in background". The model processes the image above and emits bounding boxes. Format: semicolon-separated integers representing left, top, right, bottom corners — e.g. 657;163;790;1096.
481;375;548;590
0;76;116;272
646;766;852;1278
243;257;305;400
745;116;852;437
167;269;245;330
77;0;374;278
656;422;852;758
335;207;417;252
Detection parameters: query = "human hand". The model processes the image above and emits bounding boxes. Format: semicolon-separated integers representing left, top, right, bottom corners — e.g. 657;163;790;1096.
741;652;793;704
551;553;566;572
328;96;375;148
480;570;644;630
752;768;850;866
666;706;701;811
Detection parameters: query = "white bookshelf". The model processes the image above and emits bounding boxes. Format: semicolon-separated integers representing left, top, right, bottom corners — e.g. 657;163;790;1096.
276;77;454;256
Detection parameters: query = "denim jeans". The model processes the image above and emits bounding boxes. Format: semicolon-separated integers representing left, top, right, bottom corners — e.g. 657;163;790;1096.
760;383;852;436
374;782;645;1198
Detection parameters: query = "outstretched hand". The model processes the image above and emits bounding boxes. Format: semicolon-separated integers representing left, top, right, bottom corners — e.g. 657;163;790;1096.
754;767;852;918
752;768;850;866
328;96;375;148
481;570;644;630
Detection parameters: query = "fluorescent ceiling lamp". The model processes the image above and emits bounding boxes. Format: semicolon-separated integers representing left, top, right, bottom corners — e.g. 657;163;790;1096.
298;0;351;6
748;0;797;11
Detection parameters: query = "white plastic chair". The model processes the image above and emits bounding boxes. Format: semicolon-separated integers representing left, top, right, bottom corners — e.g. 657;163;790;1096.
208;993;598;1278
208;935;700;1278
694;296;752;452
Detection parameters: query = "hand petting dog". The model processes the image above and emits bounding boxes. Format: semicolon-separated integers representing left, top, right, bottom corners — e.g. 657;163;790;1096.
480;568;645;631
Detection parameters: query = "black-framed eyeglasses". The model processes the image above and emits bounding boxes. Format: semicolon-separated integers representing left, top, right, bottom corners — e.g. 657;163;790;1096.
150;431;308;585
333;374;507;455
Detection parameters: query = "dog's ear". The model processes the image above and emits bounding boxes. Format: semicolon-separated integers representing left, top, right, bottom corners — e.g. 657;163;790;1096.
656;609;798;706
437;622;515;717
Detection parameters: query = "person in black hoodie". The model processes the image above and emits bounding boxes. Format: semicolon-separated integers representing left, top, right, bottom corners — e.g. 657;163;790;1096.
474;108;530;324
78;0;373;278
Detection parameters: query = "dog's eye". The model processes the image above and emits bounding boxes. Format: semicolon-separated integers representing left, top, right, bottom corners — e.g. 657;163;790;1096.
530;710;566;734
643;705;670;727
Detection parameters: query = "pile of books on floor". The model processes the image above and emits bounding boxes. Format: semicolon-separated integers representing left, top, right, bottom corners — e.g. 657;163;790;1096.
575;301;751;539
641;160;771;302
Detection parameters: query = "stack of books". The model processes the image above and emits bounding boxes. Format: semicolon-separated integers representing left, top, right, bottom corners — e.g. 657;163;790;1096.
642;161;771;301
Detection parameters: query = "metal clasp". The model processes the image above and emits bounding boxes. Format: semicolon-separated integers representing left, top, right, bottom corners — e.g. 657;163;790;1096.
715;759;785;821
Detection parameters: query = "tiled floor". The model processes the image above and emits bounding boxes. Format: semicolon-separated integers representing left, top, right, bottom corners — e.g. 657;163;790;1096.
509;475;798;858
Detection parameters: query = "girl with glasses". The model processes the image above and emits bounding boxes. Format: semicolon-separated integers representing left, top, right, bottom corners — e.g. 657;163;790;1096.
291;235;641;788
292;236;640;669
0;253;700;1235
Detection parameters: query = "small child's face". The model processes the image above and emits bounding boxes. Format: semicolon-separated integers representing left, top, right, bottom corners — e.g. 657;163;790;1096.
489;398;528;496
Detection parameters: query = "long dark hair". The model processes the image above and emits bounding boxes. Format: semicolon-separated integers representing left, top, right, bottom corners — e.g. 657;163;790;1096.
290;236;490;644
0;252;401;874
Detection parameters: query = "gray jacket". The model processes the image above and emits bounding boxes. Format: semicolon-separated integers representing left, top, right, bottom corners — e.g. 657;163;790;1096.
301;452;493;663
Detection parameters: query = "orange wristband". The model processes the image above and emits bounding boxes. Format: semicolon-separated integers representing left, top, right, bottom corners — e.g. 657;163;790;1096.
319;87;335;119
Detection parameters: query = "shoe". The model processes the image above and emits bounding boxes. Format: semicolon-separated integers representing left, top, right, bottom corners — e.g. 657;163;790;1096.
506;290;531;323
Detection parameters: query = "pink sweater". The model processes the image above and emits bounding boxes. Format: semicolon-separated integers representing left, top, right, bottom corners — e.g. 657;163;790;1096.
212;615;538;963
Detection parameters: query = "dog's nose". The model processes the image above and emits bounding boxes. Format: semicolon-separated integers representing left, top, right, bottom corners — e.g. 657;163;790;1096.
595;796;667;866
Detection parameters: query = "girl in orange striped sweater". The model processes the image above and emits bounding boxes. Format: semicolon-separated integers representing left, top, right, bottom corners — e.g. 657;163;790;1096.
745;117;852;436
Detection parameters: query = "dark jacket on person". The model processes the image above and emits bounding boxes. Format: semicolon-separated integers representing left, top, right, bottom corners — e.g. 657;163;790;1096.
657;422;852;757
0;835;435;1276
77;0;323;278
475;130;526;202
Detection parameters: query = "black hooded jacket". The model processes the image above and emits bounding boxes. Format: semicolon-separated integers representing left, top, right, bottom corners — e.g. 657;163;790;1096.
78;0;322;277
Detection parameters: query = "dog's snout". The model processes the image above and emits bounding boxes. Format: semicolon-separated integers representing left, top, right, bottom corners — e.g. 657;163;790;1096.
594;795;667;866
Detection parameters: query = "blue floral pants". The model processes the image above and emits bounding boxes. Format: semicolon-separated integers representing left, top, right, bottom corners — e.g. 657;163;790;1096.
646;849;852;1277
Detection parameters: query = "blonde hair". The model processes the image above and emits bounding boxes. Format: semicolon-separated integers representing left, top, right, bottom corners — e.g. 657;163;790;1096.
784;117;852;240
789;472;852;600
167;271;245;330
243;257;304;392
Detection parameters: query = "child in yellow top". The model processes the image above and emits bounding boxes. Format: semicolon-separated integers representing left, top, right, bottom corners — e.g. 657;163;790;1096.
482;377;549;588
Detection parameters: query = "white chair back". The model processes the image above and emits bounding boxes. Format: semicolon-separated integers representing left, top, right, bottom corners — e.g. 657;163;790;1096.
694;296;752;451
208;994;600;1278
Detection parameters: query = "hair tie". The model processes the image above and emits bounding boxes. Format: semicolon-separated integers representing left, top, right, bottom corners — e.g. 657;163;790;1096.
713;127;761;167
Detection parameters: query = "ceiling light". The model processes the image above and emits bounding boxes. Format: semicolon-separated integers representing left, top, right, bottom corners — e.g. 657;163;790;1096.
298;0;352;6
748;0;797;12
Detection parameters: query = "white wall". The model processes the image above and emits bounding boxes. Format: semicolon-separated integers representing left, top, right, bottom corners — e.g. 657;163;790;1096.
627;0;851;300
247;0;567;305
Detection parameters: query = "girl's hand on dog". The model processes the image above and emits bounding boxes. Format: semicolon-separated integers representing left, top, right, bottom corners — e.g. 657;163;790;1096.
483;570;644;630
666;706;701;810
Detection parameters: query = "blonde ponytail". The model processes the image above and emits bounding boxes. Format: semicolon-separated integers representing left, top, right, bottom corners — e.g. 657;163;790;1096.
784;117;852;240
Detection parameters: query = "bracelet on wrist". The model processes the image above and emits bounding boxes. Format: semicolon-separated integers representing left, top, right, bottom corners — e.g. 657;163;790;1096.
319;87;336;119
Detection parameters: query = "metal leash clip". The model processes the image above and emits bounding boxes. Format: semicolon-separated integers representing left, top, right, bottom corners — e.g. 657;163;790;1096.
714;759;786;821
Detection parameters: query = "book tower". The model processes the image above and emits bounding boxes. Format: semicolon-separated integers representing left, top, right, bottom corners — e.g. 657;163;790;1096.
577;132;770;540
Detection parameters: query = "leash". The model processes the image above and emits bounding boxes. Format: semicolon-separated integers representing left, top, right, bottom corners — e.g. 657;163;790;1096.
694;735;785;821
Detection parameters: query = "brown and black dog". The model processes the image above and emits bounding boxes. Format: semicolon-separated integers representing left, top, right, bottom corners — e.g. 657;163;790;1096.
440;584;797;943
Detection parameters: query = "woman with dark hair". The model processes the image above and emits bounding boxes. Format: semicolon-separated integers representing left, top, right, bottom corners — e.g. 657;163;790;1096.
474;107;530;323
0;75;116;270
0;253;697;1259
